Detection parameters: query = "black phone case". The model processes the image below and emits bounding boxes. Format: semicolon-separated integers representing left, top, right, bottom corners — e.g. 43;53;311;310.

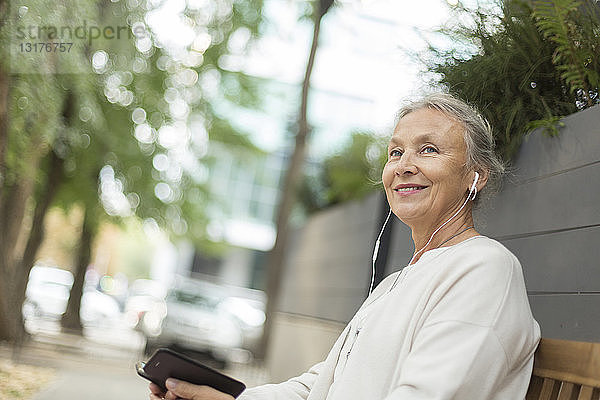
136;348;246;398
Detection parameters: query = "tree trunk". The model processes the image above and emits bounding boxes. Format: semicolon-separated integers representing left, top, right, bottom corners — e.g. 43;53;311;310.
0;151;63;344
0;42;15;342
0;279;11;341
11;151;65;349
0;114;49;342
0;0;10;196
0;41;11;338
258;0;333;360
0;120;45;264
0;83;73;342
61;206;94;334
0;178;38;342
0;66;9;193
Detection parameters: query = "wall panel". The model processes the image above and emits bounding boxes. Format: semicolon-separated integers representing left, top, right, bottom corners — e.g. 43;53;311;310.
509;105;600;183
500;226;600;292
277;193;383;322
528;294;600;342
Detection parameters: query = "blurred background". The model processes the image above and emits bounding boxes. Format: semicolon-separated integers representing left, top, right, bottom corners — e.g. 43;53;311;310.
0;0;598;398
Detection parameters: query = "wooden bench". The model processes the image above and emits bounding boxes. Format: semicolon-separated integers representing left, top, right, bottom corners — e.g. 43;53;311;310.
526;338;600;400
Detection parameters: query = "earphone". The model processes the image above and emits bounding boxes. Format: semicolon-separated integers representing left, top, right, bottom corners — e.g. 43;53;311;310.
368;171;480;296
469;171;479;201
369;208;392;295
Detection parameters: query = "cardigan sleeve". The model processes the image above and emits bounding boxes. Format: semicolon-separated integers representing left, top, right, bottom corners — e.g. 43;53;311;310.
238;361;324;400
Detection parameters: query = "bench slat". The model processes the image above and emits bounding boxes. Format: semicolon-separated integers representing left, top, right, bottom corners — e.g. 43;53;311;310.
527;376;544;400
557;382;576;400
577;386;593;400
539;378;556;400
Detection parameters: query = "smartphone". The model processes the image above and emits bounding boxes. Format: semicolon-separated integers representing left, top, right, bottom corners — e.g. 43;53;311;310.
136;348;246;398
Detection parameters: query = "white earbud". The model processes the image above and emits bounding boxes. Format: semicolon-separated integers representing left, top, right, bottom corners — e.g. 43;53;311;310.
470;171;479;191
468;172;479;201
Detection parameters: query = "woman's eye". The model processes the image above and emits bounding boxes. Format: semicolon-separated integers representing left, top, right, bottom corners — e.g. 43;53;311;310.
422;146;438;154
389;149;402;157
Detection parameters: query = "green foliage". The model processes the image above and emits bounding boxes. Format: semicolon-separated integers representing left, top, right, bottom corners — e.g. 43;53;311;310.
532;0;600;105
299;132;386;213
1;0;267;253
0;0;99;184
425;0;599;161
295;0;337;27
4;75;63;183
524;115;565;136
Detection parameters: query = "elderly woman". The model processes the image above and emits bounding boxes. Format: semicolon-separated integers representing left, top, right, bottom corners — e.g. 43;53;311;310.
149;93;541;400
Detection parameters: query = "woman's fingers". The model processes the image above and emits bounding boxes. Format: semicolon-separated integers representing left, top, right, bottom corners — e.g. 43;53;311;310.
164;378;235;400
149;382;164;395
149;382;166;399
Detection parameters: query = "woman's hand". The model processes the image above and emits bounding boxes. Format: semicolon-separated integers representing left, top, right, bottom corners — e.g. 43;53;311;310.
149;378;235;400
149;382;166;399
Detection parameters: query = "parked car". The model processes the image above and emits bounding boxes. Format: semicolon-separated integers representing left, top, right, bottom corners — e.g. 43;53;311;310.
141;279;245;364
22;265;121;327
22;265;73;320
80;288;122;327
124;279;167;330
216;295;265;355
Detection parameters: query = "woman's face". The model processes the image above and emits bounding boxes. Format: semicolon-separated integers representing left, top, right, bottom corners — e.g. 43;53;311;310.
382;108;475;228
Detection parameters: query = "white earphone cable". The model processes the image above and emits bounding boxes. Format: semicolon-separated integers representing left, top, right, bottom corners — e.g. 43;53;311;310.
369;208;392;295
369;173;479;296
406;185;475;267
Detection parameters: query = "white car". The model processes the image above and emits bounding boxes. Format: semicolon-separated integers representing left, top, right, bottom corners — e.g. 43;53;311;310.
124;279;167;330
216;296;265;354
80;288;122;327
23;265;121;327
142;279;245;364
22;265;73;319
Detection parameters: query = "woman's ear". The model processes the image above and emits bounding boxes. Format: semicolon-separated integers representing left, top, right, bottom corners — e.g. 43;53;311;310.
474;169;489;192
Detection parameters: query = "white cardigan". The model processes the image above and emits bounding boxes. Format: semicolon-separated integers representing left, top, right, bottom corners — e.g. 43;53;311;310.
241;236;541;400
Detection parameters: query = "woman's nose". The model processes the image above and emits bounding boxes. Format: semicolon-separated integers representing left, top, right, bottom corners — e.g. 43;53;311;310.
394;153;418;176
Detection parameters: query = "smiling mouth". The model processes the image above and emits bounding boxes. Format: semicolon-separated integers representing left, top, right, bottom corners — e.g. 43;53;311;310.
394;186;428;192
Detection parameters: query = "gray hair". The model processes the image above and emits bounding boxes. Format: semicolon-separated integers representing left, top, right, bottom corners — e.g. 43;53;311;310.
395;93;505;202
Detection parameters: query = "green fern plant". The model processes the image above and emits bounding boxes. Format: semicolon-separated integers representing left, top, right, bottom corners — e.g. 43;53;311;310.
426;0;579;160
532;0;600;106
525;115;565;136
423;0;600;161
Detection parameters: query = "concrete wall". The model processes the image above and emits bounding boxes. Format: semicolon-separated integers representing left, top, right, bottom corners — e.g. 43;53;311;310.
265;312;345;382
276;193;383;323
266;104;600;382
266;193;385;380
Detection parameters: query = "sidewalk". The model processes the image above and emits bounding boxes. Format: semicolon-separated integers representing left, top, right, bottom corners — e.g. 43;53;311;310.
32;362;148;400
0;321;270;399
0;322;148;399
